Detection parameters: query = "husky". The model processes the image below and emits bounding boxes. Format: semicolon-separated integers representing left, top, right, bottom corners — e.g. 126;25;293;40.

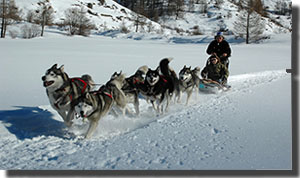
120;65;148;116
107;71;130;116
73;85;114;139
178;65;201;105
139;58;178;114
41;64;94;127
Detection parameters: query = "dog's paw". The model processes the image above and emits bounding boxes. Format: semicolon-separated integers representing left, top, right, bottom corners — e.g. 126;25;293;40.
75;135;85;141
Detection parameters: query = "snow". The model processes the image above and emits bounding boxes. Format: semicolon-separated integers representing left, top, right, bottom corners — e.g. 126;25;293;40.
0;31;292;170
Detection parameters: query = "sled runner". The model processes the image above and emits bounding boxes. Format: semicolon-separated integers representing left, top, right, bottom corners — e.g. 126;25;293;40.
199;79;230;94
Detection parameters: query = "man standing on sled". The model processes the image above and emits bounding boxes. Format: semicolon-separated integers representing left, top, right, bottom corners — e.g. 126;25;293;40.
206;32;231;69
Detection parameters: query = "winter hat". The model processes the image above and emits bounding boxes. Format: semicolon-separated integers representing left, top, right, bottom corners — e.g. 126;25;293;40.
215;31;224;39
209;54;220;62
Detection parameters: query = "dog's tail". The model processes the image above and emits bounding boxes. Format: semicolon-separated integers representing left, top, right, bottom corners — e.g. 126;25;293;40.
159;58;173;77
159;57;179;95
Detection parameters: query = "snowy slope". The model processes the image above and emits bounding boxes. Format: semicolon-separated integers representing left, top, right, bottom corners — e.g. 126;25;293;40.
160;0;291;36
0;31;291;169
12;0;291;38
14;0;171;35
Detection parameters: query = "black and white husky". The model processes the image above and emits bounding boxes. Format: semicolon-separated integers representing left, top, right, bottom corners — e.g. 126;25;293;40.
73;85;114;139
139;58;179;114
42;64;94;127
73;72;130;138
178;65;201;105
120;65;148;116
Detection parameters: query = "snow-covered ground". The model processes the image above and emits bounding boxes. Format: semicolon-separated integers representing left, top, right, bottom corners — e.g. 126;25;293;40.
0;30;292;170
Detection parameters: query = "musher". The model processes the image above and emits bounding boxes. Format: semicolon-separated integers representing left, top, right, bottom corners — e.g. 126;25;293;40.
206;32;231;69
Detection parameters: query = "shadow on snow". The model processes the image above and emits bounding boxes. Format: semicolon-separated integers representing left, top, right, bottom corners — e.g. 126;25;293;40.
0;106;66;140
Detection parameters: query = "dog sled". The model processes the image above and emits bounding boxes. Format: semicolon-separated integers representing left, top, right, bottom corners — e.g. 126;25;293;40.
199;79;231;94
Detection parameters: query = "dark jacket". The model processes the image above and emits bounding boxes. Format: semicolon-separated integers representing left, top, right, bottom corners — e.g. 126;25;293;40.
201;62;229;82
206;40;231;60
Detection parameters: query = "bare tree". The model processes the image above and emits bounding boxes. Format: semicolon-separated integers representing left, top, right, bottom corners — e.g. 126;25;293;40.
35;0;54;36
21;24;41;39
119;20;129;33
134;15;146;32
175;0;184;20
133;0;146;32
26;10;35;23
215;0;224;9
199;0;207;14
275;0;291;15
147;21;154;33
234;0;266;44
64;7;95;36
188;0;195;12
234;9;265;44
0;0;21;38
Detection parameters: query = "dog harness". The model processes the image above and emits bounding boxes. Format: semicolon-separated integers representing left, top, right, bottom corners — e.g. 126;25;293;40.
132;78;144;85
93;87;113;99
181;79;194;90
54;78;89;109
160;75;168;83
71;78;88;94
103;92;113;99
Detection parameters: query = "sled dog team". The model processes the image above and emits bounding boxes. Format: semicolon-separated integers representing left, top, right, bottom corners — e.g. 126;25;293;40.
42;58;204;139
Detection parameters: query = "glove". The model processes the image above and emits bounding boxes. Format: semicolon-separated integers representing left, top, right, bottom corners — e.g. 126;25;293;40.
219;76;227;85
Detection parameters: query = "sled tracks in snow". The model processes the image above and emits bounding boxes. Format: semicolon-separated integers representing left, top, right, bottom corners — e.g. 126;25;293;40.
228;70;289;93
79;70;290;140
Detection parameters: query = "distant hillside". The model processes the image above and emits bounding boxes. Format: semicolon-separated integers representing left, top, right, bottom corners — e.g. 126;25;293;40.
12;0;292;38
14;0;172;35
116;0;291;36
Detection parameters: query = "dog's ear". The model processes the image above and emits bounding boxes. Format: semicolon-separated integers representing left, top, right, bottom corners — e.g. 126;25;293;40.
194;66;200;71
51;64;58;69
119;70;122;75
111;72;117;79
155;66;160;72
59;65;65;72
189;66;191;70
